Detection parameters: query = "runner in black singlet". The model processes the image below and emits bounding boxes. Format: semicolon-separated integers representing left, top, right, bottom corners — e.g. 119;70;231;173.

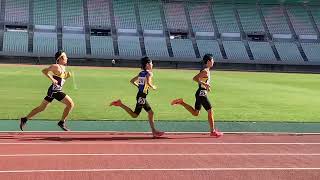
171;54;223;138
110;57;164;138
19;50;74;131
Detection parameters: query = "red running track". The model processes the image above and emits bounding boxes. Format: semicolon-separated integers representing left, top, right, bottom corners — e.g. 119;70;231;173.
0;132;319;180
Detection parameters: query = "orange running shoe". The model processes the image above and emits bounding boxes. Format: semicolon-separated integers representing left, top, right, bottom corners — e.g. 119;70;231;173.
171;98;183;105
110;99;122;106
210;129;223;138
152;131;165;138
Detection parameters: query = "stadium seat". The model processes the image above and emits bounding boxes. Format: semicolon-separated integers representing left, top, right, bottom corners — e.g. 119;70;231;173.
249;41;277;61
213;5;240;34
310;6;320;35
118;36;141;57
301;43;320;62
171;39;196;59
90;36;114;57
5;0;29;23
113;0;137;30
287;6;316;36
61;0;84;27
261;5;292;37
3;31;28;54
274;42;304;62
33;0;57;26
87;0;111;27
138;0;163;31
164;2;188;30
188;2;214;32
33;32;58;56
62;34;86;57
223;41;249;60
144;37;169;58
237;4;264;33
196;40;223;60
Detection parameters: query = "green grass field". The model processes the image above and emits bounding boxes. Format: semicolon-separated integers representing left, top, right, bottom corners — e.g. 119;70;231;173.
1;64;320;122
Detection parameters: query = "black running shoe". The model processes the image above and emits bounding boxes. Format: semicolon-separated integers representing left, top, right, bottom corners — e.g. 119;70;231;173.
20;117;28;131
57;121;70;131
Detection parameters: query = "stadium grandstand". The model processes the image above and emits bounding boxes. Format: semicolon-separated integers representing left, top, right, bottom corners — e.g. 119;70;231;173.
1;1;320;179
0;0;319;71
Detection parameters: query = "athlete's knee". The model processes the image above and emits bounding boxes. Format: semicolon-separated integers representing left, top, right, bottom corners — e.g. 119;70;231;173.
131;113;139;118
192;111;200;116
65;101;75;110
207;109;213;115
148;110;154;116
37;105;48;112
70;101;75;109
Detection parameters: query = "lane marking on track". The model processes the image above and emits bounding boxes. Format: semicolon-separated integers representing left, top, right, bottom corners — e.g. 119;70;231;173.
0;142;319;145
1;168;320;173
1;131;320;135
0;153;320;157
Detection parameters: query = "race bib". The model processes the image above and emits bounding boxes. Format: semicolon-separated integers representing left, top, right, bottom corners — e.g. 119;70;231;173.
52;84;62;91
138;77;146;85
52;79;65;91
138;97;146;105
199;90;207;97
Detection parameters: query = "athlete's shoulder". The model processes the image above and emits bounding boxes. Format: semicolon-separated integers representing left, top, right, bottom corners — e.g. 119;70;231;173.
138;70;145;76
49;64;59;68
138;70;151;76
146;70;153;77
47;64;59;71
199;68;208;74
201;68;210;74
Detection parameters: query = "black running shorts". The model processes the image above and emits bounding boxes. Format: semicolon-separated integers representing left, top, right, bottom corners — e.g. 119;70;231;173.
44;91;67;102
194;88;212;111
134;92;152;115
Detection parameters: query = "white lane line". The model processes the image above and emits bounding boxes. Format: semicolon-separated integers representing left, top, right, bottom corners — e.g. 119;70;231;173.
0;168;320;173
0;142;319;145
1;131;320;135
0;153;320;157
